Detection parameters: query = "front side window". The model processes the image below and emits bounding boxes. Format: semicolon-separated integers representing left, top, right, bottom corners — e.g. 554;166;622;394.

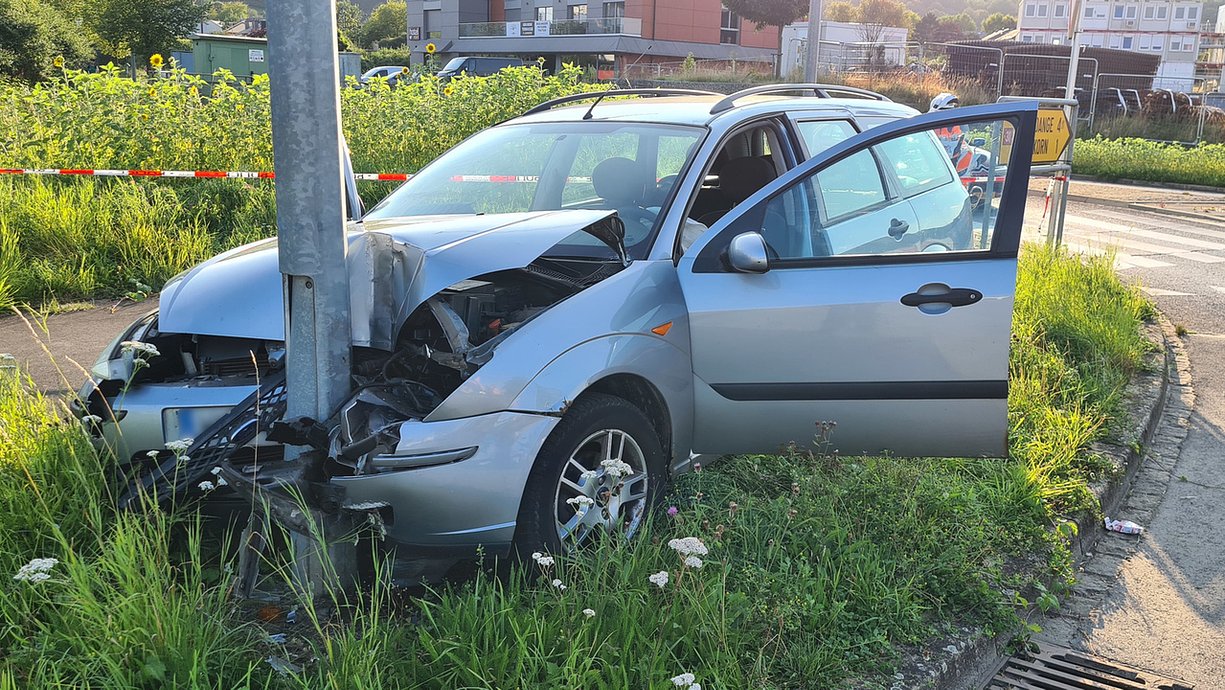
366;122;705;259
720;117;1017;261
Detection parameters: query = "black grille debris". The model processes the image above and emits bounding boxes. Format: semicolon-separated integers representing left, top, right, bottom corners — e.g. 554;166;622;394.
119;370;288;510
987;641;1194;690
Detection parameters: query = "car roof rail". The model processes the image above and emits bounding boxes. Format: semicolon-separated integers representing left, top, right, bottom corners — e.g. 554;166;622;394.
709;83;891;114
521;88;724;116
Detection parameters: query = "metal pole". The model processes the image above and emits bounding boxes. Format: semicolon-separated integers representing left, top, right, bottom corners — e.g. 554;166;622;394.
1051;0;1084;248
266;0;356;596
804;0;822;81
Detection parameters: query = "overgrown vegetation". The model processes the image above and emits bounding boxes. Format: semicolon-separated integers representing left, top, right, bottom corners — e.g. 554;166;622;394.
1073;136;1225;187
0;62;607;309
0;245;1153;687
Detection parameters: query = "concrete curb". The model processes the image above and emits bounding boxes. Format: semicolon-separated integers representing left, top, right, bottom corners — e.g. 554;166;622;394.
913;317;1177;690
1072;175;1225;196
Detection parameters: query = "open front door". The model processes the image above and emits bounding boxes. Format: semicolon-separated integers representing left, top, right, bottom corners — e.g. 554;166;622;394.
677;102;1038;458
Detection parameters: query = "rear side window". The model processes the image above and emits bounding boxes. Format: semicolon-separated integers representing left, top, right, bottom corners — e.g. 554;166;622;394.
795;119;856;156
814;149;887;222
873;131;956;196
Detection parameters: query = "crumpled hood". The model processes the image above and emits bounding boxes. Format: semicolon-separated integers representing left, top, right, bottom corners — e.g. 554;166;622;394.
157;210;619;346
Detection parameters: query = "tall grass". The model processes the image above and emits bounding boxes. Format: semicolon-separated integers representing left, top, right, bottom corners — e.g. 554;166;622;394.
0;244;1151;687
0;370;267;687
0;63;606;308
1073;135;1225;187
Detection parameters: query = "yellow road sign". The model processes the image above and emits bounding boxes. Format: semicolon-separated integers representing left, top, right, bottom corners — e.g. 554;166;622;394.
1033;108;1071;164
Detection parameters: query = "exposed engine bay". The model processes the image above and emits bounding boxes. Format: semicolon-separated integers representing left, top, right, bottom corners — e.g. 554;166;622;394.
108;252;625;509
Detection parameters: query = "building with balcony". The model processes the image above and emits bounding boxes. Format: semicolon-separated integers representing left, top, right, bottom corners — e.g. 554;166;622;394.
406;0;780;75
1016;0;1203;90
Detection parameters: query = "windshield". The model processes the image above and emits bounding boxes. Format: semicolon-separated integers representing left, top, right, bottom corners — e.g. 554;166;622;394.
365;121;705;259
440;58;467;72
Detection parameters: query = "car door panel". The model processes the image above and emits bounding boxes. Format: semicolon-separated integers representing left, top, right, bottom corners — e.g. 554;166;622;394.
677;102;1038;458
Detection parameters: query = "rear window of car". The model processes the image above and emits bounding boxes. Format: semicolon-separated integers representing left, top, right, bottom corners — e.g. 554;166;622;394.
873;131;957;197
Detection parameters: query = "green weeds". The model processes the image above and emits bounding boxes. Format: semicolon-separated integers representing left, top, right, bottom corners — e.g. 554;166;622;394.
0;63;605;308
1073;136;1225;187
0;245;1151;687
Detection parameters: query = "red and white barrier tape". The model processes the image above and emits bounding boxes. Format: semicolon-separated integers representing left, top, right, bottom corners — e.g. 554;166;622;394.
0;167;411;181
0;168;604;184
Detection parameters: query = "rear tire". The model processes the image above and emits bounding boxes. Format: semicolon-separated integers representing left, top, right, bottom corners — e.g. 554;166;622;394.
514;393;667;557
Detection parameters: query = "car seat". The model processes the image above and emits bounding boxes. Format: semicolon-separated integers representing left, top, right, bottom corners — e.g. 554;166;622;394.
696;156;778;227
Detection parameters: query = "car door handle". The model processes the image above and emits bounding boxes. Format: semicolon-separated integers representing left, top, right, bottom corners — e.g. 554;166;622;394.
888;218;909;240
901;286;983;308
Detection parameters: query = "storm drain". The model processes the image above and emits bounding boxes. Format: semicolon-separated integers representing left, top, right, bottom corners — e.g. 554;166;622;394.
987;641;1194;689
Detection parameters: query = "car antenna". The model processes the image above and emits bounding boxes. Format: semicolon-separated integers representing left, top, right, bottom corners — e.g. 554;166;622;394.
581;93;610;120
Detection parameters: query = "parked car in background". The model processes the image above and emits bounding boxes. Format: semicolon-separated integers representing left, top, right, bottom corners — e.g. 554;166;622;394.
437;56;525;79
358;65;413;86
77;85;1038;581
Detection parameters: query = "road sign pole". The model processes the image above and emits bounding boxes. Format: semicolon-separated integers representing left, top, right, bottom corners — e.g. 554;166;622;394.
804;0;822;81
266;0;357;597
1052;0;1085;247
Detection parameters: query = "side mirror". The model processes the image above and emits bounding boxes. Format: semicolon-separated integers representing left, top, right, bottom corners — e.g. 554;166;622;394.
727;232;770;273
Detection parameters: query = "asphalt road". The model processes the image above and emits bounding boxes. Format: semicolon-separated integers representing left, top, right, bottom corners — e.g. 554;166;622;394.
2;185;1224;683
1024;187;1225;687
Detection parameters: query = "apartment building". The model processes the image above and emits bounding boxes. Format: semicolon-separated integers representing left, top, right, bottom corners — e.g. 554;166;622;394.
405;0;779;74
1016;0;1202;89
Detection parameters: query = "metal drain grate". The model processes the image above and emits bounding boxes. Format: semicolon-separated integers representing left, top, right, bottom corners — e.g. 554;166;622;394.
988;641;1194;689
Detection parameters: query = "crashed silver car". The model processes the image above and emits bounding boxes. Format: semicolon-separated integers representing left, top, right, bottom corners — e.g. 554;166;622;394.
78;86;1039;564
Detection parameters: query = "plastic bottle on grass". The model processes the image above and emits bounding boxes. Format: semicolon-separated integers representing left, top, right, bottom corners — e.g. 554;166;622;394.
1104;517;1144;535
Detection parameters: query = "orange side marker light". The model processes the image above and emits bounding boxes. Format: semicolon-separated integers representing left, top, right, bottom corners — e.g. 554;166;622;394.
651;322;672;336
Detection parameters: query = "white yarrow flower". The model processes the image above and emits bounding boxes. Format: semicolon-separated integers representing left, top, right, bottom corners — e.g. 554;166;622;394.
215;475;228;487
684;556;704;569
531;552;543;561
551;578;566;591
582;608;596;618
165;438;194;453
671;672;695;687
580;469;599;481
120;341;160;357
146;450;160;458
210;466;222;475
533;553;554;567
667;536;709;557
648;570;669;588
566;495;595;508
81;414;102;424
198;480;215;491
14;557;58;583
600;458;634;479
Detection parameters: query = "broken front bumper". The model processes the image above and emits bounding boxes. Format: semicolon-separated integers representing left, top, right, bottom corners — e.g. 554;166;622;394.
331;410;559;550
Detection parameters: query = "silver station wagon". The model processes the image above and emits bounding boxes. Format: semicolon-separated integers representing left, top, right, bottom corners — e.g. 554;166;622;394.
78;85;1039;571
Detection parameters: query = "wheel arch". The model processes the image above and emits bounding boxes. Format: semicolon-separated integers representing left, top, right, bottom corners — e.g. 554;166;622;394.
507;333;694;469
583;373;672;471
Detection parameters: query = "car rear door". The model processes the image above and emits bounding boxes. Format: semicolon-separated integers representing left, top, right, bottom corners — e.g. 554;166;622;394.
677;102;1037;458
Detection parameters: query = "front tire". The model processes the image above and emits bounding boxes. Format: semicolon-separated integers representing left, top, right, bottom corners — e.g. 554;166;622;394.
514;393;667;556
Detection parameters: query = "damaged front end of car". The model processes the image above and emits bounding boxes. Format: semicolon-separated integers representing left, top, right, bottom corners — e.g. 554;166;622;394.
84;210;630;577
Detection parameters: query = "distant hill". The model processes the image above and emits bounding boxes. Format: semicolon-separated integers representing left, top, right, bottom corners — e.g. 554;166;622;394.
906;0;1018;22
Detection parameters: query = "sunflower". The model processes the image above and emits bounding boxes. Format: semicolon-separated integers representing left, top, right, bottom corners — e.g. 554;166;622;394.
52;56;65;69
400;66;410;75
443;85;454;96
425;42;437;54
149;54;164;69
